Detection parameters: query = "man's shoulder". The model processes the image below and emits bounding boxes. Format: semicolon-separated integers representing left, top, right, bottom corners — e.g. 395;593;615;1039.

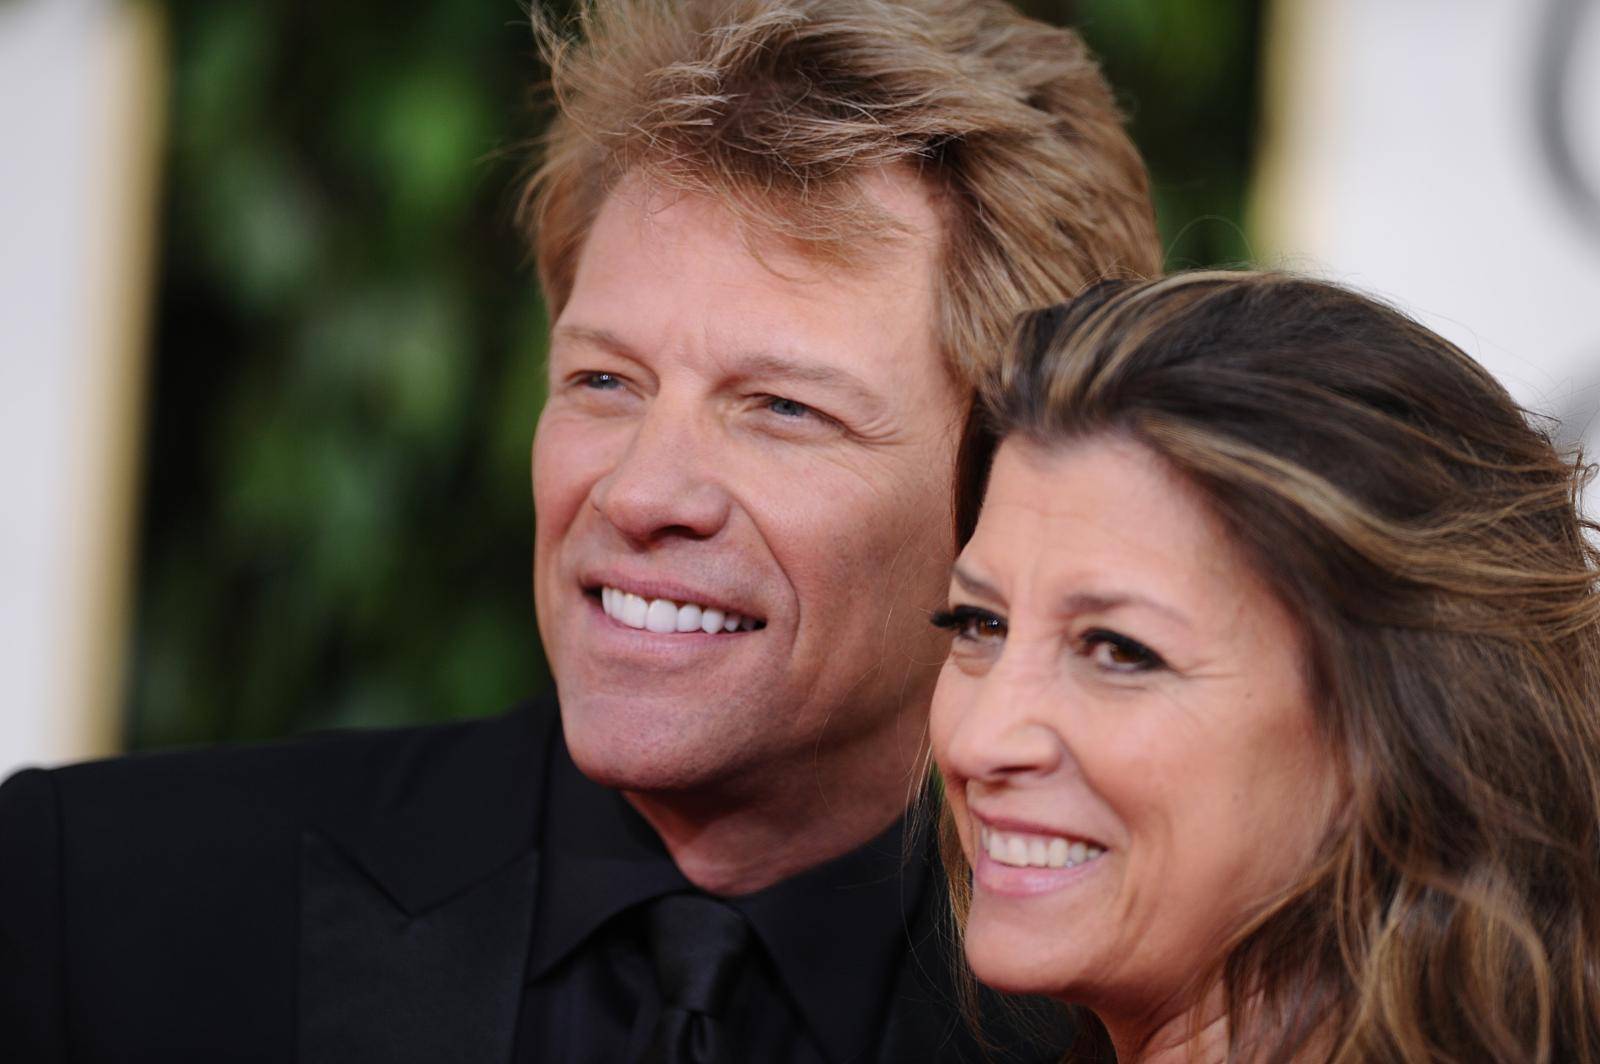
1;695;560;846
0;700;561;1058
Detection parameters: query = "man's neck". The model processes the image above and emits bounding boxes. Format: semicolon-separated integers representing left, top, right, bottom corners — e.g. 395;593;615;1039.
624;743;929;896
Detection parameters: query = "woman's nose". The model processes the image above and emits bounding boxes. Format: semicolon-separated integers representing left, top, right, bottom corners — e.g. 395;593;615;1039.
590;406;732;544
939;666;1067;784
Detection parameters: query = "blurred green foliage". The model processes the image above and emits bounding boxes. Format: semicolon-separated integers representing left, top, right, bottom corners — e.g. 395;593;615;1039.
1069;0;1264;267
126;0;1263;750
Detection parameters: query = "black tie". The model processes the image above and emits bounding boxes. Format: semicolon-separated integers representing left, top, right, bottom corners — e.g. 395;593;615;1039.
638;893;753;1064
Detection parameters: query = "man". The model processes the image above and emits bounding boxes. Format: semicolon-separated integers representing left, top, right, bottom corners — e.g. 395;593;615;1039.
0;1;1159;1060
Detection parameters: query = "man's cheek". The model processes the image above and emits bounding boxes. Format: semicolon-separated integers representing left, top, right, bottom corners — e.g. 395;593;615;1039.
534;442;607;518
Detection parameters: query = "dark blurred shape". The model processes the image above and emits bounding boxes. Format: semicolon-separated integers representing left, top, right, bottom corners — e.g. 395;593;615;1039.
126;0;1263;749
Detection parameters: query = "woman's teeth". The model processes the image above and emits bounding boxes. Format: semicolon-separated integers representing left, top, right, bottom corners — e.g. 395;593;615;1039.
980;825;1105;869
600;586;763;634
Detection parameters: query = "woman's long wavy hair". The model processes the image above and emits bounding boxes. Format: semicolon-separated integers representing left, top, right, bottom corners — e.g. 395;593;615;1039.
944;271;1600;1062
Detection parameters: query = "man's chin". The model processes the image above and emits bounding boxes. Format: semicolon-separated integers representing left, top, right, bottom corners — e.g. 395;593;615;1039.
558;692;762;795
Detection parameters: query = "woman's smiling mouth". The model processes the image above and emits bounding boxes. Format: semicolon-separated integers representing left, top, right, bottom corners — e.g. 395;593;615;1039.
979;822;1106;870
970;814;1110;897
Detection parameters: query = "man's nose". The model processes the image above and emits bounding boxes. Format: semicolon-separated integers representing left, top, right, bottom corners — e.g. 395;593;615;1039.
590;403;732;544
942;664;1067;785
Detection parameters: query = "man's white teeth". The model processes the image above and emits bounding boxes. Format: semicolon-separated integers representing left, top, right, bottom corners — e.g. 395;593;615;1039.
981;825;1104;869
645;599;677;633
600;587;761;634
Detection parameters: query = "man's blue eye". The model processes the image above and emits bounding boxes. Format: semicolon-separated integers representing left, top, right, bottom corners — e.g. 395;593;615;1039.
767;397;810;418
584;373;622;390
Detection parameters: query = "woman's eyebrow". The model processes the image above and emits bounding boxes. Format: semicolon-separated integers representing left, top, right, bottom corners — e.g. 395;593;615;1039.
951;568;1193;630
1058;591;1193;630
951;565;1002;600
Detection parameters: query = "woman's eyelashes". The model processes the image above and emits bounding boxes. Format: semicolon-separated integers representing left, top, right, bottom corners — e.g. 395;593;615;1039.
930;605;1006;642
1082;628;1166;673
931;605;1168;673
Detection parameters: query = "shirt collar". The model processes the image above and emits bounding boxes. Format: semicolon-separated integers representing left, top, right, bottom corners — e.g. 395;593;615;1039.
524;735;691;980
727;814;930;1063
526;730;931;1063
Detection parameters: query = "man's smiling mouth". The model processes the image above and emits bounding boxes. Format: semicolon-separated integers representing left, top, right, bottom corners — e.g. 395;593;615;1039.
598;586;766;634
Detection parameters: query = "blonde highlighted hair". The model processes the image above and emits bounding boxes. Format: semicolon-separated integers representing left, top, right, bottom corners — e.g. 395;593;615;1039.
519;0;1160;381
949;271;1600;1062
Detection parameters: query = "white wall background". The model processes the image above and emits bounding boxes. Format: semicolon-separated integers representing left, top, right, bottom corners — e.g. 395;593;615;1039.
1255;0;1600;465
0;0;163;777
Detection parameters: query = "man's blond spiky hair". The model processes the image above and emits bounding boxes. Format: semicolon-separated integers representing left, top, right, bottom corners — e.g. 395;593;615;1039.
520;0;1161;381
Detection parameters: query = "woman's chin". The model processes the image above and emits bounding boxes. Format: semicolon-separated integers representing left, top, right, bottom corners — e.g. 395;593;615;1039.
963;923;1081;1000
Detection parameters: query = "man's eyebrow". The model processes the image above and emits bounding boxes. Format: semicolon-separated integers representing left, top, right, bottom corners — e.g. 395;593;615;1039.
550;324;635;355
725;351;879;402
550;329;887;416
550;330;876;396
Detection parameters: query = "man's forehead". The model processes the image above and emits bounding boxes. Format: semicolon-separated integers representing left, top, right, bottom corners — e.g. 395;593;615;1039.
600;167;944;279
553;169;960;414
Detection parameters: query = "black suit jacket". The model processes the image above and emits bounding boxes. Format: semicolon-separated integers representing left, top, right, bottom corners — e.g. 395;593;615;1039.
0;699;1060;1063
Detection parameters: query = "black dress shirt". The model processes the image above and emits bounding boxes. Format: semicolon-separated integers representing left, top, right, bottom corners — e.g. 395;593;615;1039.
514;736;928;1063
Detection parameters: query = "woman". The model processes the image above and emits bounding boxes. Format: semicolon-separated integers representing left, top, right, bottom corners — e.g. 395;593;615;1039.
930;272;1600;1063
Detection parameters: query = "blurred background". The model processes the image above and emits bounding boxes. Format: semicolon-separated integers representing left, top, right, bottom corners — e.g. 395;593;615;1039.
2;0;1597;775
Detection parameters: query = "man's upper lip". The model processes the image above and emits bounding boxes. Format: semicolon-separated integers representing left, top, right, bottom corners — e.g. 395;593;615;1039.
580;571;764;620
969;807;1107;848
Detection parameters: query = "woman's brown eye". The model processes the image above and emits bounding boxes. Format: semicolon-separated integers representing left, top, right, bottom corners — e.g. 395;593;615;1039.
930;606;1006;642
1084;629;1164;673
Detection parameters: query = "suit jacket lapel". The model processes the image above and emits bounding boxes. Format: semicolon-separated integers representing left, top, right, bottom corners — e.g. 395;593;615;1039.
296;703;557;1064
298;836;540;1064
